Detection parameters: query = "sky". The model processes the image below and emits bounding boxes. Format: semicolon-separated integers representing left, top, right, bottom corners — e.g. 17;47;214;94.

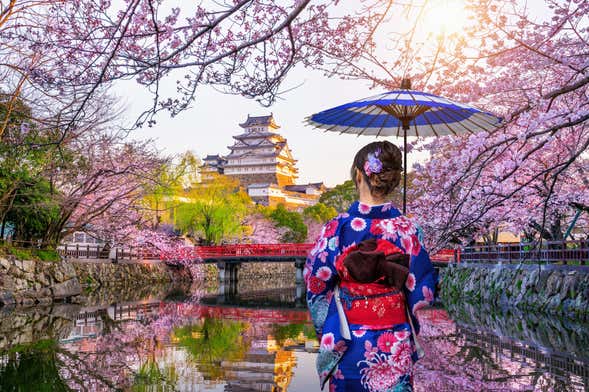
107;0;553;188
116;65;430;188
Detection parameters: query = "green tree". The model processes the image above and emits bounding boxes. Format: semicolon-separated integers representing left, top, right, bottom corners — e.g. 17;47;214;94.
175;174;251;245
319;180;358;213
4;178;61;243
303;202;337;223
0;340;69;392
0;94;65;245
142;151;201;229
173;318;249;380
318;175;414;213
268;204;307;243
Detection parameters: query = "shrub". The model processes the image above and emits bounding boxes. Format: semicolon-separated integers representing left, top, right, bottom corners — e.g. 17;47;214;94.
268;204;307;243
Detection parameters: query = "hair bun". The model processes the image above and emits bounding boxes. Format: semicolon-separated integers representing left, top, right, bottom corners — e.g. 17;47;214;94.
351;141;403;199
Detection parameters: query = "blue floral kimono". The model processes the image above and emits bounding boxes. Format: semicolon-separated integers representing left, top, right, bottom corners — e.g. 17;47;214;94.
305;201;436;391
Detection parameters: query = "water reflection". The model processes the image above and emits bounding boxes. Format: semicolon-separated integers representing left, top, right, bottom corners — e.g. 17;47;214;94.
0;281;587;391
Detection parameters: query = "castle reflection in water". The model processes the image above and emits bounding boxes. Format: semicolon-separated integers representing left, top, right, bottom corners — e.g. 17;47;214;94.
1;284;588;391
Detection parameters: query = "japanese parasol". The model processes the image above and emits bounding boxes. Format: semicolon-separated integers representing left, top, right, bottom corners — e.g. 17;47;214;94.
305;79;503;214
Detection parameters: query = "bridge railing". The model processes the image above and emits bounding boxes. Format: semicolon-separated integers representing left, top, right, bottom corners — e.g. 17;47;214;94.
57;244;160;260
460;240;589;264
430;249;460;263
55;242;461;263
195;243;314;258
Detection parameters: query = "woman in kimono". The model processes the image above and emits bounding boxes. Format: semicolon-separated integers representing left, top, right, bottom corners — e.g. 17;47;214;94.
305;141;435;391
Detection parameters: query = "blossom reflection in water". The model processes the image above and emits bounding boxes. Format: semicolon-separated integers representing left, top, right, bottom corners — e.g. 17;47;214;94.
0;293;588;391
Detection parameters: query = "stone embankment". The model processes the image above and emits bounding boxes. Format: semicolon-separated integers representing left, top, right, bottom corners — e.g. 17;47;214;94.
203;262;297;292
441;263;589;321
0;257;81;306
0;256;191;307
0;282;189;352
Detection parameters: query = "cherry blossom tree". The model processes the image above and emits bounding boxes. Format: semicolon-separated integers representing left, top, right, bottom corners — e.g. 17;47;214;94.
43;129;166;245
0;0;381;132
308;0;589;248
2;0;586;249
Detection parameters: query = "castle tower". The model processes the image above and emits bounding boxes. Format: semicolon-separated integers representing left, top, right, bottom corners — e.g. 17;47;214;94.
223;114;299;188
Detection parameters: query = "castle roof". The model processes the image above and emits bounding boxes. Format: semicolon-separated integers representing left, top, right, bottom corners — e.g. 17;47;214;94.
203;154;226;162
284;183;325;193
224;162;298;170
232;131;284;140
239;114;280;129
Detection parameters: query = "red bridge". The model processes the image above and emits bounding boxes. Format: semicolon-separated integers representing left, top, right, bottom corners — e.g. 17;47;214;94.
195;243;314;262
193;243;458;263
62;242;459;264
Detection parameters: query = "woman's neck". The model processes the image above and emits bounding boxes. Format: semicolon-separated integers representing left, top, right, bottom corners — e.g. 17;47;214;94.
358;189;387;206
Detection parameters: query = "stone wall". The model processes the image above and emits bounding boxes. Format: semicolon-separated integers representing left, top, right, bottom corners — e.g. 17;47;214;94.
72;261;190;290
441;263;589;321
204;262;297;293
0;256;81;306
0;257;192;308
444;301;589;355
238;262;296;293
0;305;79;351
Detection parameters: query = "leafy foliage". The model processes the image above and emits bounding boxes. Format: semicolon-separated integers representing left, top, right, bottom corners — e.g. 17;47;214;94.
173;318;249;380
0;339;69;392
319;180;357;213
175;174;251;245
303;202;337;223
267;204;307;243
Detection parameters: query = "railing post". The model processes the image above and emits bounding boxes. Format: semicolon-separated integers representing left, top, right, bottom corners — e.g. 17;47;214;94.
64;244;68;258
76;244;79;258
87;244;90;258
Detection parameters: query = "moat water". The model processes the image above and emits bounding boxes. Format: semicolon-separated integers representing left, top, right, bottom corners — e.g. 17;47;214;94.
0;279;588;391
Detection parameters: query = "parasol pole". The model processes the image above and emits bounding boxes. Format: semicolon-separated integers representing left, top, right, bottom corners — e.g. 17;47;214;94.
402;123;409;215
401;78;411;215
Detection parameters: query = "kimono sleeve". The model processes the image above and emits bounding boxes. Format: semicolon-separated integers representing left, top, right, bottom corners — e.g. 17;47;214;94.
402;225;435;334
304;218;341;338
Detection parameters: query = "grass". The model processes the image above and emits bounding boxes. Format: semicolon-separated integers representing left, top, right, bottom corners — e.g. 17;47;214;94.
0;245;61;262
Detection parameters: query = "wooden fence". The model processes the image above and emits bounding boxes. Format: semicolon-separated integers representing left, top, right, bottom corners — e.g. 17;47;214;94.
460;240;589;264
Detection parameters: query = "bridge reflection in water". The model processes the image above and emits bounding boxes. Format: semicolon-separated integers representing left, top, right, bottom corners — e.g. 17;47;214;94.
1;281;588;391
66;287;589;391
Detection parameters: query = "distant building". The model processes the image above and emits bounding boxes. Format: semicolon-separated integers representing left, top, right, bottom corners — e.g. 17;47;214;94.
224;114;298;188
201;154;227;181
248;182;326;208
204;114;324;209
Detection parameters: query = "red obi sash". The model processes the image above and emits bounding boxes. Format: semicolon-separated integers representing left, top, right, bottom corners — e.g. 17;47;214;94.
339;281;407;327
336;239;408;328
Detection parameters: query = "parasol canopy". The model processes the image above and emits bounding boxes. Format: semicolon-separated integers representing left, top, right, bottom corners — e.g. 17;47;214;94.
305;79;503;213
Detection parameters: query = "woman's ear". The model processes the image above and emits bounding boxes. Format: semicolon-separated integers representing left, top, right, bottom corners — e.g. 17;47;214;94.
355;168;363;186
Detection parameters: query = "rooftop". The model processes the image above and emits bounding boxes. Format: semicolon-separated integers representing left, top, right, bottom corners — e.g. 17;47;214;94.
284;183;325;193
233;131;284;140
239;114;280;129
203;154;226;161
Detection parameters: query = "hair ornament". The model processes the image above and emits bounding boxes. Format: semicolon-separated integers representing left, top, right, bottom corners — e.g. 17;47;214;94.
363;148;383;176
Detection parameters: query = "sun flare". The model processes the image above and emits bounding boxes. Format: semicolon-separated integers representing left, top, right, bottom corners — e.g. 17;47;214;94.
420;0;469;37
